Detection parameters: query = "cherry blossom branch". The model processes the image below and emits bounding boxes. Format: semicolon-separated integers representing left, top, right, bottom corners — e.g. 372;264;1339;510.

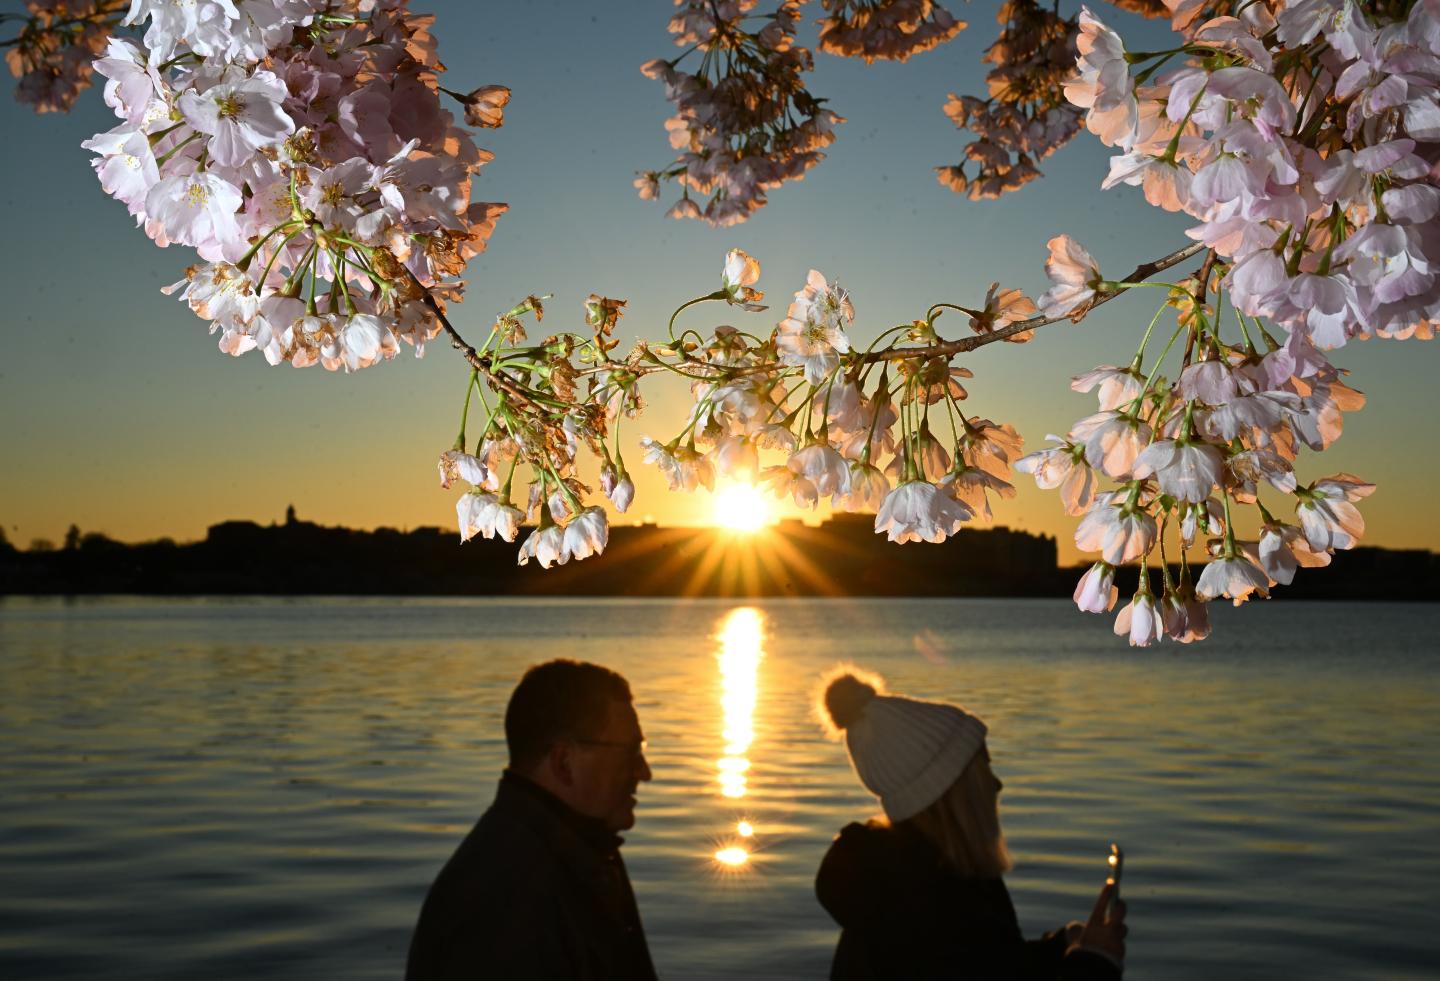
17;0;1416;647
425;293;549;413
862;241;1205;364
427;239;1208;416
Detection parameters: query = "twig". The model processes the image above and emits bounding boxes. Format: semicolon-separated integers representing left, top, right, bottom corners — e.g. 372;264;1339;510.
856;241;1205;364
409;269;544;410
1182;248;1219;364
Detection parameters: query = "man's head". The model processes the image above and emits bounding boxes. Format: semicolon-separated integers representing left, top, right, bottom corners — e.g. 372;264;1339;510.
505;659;652;832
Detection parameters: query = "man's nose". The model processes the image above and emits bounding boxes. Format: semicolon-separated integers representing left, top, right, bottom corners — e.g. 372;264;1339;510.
636;753;653;783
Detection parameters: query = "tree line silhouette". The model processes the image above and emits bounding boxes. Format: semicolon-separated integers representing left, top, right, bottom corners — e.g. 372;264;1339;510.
2;509;1436;600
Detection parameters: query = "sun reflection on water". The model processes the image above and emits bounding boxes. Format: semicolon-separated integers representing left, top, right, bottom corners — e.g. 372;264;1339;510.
711;607;765;871
716;607;763;800
714;846;750;867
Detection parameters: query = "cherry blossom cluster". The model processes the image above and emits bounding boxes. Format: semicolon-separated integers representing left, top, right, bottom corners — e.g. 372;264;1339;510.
435;248;1052;570
1016;235;1376;645
631;1;1177;216
990;0;1440;645
4;0;125;112
78;0;507;370
815;0;967;63
11;0;1432;645
684;263;1032;541
936;0;1085;199
637;0;844;226
1071;1;1440;346
440;291;627;570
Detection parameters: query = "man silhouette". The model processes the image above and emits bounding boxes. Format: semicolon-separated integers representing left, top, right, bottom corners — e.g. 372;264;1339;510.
406;659;657;980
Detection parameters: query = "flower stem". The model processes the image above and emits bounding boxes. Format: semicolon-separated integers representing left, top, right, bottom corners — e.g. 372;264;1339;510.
1125;321;1186;417
667;290;728;341
1131;302;1170;371
455;369;478;449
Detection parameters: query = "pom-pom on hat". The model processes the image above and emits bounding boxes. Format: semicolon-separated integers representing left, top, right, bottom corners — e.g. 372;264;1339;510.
821;667;988;823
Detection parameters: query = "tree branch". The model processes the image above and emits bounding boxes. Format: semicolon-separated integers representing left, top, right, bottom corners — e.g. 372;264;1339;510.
423;240;1208;406
859;240;1205;363
411;270;547;411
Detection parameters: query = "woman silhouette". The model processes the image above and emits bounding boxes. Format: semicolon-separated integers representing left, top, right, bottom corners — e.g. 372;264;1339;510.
815;670;1126;980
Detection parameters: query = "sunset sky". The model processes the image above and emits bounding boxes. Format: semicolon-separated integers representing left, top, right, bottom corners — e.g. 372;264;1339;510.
2;0;1436;564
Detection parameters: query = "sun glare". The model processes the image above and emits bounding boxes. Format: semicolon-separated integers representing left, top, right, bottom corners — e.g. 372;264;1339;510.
712;483;770;532
717;608;763;799
714;846;750;867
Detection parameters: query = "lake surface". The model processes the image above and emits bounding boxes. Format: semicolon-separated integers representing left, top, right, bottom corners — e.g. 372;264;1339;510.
1;597;1437;980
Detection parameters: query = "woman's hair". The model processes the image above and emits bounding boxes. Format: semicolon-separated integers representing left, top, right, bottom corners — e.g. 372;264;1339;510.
898;750;1012;878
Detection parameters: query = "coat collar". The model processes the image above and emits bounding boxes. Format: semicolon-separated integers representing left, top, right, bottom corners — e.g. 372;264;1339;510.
498;769;625;854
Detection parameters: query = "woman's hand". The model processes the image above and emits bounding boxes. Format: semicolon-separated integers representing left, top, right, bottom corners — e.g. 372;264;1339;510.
1074;881;1127;964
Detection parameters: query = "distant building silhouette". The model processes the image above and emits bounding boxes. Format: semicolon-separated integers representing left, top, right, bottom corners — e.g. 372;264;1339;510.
1;513;1435;600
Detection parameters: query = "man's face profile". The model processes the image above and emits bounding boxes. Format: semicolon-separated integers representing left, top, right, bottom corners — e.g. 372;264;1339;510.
569;699;652;832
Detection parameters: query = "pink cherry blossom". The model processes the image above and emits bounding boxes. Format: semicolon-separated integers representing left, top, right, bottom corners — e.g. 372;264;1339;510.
1073;561;1118;613
1017;436;1096;516
1038;235;1104;318
1072;364;1144;411
1296;473;1375;552
1072;410;1151;479
1131;438;1225;504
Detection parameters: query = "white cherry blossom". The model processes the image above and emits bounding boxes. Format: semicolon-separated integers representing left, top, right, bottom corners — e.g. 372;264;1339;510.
178;70;294;168
563;508;610;563
1114;590;1164;647
1196;555;1270;606
875;481;971;544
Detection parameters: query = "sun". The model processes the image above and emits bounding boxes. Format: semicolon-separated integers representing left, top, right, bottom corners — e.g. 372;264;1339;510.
712;483;770;532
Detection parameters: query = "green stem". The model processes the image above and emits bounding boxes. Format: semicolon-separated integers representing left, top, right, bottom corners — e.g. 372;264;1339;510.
1125;321;1186;417
925;302;981;322
285;242;318;295
455;370;478;449
1221;492;1237;557
500;444;521;500
1131;302;1170;371
154;131;200;168
1103;280;1178;291
863;323;917;354
943;388;960;452
667;290;728;341
236;220;299;271
1235;310;1257;353
256;225;306;291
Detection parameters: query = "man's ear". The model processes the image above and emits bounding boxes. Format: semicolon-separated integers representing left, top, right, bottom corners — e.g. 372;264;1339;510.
545;740;576;788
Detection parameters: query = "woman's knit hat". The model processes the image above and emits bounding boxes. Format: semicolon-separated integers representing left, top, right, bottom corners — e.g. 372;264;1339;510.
822;669;987;822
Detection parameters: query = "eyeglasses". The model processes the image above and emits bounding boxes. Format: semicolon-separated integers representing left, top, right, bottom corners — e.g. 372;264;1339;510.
574;738;648;761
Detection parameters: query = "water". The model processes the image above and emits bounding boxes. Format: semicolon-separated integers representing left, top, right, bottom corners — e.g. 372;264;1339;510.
1;597;1437;980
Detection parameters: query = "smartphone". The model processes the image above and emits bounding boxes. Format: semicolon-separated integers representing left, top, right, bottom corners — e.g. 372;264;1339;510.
1100;835;1123;881
1106;843;1124;891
